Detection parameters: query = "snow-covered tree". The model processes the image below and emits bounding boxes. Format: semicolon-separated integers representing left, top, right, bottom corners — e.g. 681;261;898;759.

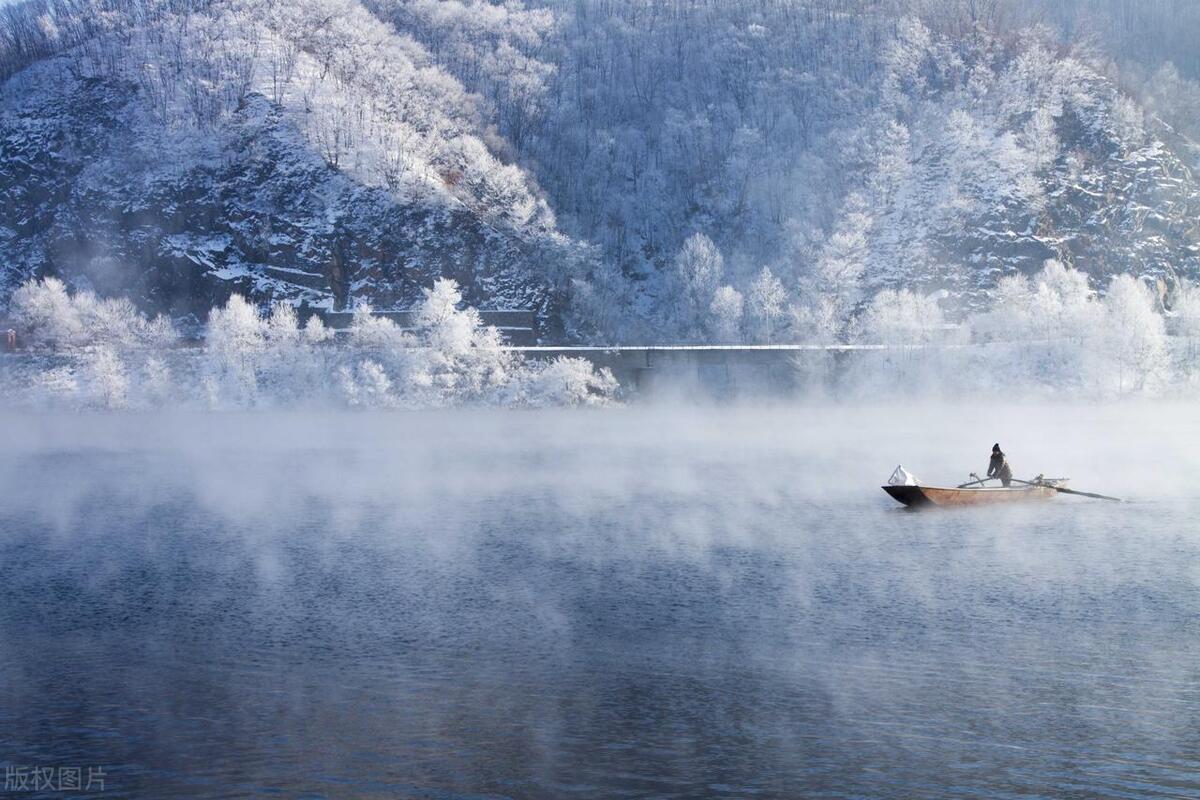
303;315;333;345
349;303;415;353
972;272;1034;342
970;260;1104;389
9;277;175;351
1023;106;1059;170
881;17;933;114
745;267;788;343
868;120;912;208
412;278;515;404
964;260;1173;394
522;357;618;407
1167;279;1200;384
810;195;871;341
339;359;395;408
203;294;267;406
10;276;83;348
860;289;946;345
669;233;724;339
140;356;175;408
709;286;744;344
82;346;129;409
1100;274;1167;394
253;301;332;405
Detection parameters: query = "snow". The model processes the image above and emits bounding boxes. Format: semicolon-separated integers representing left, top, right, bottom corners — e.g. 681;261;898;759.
4;276;617;410
1;0;1200;347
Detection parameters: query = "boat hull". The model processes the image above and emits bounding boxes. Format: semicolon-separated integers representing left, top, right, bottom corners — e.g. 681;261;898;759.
883;484;1058;508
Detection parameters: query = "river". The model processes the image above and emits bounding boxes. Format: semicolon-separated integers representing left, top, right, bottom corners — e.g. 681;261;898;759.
1;405;1198;798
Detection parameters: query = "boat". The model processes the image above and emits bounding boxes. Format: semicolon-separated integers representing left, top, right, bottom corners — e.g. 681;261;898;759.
882;466;1069;508
882;482;1062;508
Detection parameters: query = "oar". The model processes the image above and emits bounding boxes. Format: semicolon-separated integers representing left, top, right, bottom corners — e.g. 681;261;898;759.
957;472;989;489
1010;478;1124;503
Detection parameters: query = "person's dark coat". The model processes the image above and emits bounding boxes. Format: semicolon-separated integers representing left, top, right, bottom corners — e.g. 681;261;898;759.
988;450;1013;487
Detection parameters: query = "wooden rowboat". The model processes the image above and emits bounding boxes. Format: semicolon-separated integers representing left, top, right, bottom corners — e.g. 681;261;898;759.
882;482;1063;508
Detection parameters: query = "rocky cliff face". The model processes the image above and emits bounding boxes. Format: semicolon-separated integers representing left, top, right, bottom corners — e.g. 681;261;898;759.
0;0;584;337
0;67;569;328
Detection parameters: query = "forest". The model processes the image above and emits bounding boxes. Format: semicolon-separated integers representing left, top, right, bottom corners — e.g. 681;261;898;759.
1;0;1200;356
4;253;1196;408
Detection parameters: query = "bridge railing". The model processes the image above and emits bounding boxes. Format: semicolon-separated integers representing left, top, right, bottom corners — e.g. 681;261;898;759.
316;309;538;345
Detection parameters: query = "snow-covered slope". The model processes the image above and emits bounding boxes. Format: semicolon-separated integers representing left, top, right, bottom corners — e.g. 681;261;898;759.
3;0;1200;343
847;26;1200;308
372;1;1200;338
0;0;581;330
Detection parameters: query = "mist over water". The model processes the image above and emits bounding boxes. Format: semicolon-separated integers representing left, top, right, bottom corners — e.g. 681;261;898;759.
1;405;1199;798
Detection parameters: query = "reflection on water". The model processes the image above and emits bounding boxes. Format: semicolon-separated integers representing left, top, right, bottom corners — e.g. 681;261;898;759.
1;407;1198;799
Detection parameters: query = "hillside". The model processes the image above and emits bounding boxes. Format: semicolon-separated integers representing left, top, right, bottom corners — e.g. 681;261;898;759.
0;0;583;331
2;0;1200;343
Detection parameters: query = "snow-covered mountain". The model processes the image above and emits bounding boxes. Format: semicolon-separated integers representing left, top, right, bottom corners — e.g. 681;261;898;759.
0;0;582;330
839;22;1200;307
2;0;1200;343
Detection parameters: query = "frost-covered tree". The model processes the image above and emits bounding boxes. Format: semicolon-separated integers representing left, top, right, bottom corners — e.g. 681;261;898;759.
1138;63;1200;140
266;302;299;347
709;286;744;344
82;346;130;409
1168;279;1200;384
809;195;871;342
567;260;633;343
881;16;934;114
1169;280;1200;335
971;260;1104;389
303;315;332;345
964;260;1172;394
339;359;395;408
350;303;415;353
669;233;724;340
140;356;175;408
1100;274;1167;394
253;302;332;405
203;294;267;406
2;279;622;408
11;276;83;347
745;267;788;343
9;277;175;351
868;120;912;208
975;261;1100;344
522;357;618;407
847;287;953;395
412;278;515;404
416;278;483;355
1023;106;1060;171
972;272;1034;341
860;289;946;345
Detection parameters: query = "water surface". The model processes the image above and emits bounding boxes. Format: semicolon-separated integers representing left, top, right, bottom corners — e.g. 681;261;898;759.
1;406;1198;798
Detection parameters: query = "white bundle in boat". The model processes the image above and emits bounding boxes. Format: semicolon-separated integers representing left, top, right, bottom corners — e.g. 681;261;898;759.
888;465;920;486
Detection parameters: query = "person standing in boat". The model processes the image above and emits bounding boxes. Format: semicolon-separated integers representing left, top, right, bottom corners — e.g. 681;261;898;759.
988;443;1013;487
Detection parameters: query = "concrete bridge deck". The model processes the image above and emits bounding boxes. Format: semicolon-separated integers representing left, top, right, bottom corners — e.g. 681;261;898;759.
509;344;911;395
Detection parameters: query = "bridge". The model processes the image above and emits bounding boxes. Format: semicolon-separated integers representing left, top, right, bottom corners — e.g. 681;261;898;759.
317;309;538;345
510;344;907;396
